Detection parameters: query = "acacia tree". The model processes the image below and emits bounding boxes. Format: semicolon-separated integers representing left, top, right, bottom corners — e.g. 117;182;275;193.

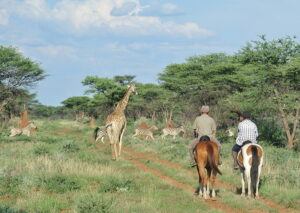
232;36;300;148
0;46;45;113
61;96;90;120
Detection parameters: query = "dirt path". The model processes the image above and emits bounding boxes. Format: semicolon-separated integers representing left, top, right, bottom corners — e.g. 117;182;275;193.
57;129;298;213
95;144;242;213
122;152;242;213
121;146;297;213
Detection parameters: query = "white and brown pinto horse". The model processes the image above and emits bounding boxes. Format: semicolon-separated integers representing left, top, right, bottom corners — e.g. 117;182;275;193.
237;141;263;198
194;136;222;199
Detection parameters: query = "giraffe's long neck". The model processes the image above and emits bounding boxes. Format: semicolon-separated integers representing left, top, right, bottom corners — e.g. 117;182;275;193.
115;88;132;112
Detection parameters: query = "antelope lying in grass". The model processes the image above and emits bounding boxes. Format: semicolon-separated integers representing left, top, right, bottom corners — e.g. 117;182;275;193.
132;125;158;140
161;126;185;139
9;122;37;137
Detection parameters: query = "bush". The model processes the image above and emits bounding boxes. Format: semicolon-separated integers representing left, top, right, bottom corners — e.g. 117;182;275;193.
256;118;286;147
33;145;50;156
99;177;136;193
0;206;27;213
62;143;80;153
38;174;82;193
0;170;23;196
77;194;114;213
38;136;58;144
27;195;65;213
293;141;300;152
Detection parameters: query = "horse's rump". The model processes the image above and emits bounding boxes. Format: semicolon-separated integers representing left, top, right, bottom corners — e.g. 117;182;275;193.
195;141;221;175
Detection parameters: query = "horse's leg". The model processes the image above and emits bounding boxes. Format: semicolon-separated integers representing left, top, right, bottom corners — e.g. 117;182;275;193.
200;167;208;199
206;168;211;196
211;170;217;198
246;167;251;196
255;163;263;198
241;170;246;196
196;165;202;196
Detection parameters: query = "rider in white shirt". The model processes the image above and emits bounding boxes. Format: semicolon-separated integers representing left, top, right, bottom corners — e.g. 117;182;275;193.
232;111;258;169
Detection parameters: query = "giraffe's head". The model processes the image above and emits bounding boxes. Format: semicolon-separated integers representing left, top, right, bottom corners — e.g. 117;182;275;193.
128;84;138;95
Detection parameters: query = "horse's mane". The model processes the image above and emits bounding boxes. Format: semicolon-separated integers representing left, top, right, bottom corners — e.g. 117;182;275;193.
199;135;210;142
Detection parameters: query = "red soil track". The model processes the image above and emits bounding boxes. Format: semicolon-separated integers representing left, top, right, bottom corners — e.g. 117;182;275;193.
56;129;299;213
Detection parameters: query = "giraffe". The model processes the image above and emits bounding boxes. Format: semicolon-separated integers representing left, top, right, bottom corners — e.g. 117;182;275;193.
105;84;138;160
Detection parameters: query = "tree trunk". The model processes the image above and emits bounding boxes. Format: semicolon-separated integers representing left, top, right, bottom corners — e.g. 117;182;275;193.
274;89;298;148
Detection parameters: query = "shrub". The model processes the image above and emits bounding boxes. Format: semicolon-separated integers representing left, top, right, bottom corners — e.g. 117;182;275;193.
293;141;300;152
33;145;50;156
0;206;27;213
38;136;58;144
27;195;65;213
0;171;22;196
62;143;80;153
77;194;114;213
99;177;136;193
38;174;82;194
256;118;286;147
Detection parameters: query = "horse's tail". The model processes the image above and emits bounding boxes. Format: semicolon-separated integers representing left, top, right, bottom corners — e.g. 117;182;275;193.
250;145;259;196
207;143;222;175
94;127;100;140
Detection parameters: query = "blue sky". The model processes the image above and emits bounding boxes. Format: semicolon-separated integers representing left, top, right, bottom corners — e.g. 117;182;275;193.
1;0;300;106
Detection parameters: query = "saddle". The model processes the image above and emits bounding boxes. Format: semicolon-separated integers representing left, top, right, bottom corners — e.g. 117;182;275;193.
237;141;252;168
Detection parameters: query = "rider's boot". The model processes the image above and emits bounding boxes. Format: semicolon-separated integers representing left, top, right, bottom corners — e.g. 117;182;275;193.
218;152;222;166
189;148;197;168
232;151;239;170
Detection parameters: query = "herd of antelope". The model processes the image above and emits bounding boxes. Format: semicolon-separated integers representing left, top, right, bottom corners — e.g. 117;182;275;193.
95;123;186;143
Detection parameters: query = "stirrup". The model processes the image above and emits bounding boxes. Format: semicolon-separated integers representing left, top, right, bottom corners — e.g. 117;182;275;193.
190;162;197;168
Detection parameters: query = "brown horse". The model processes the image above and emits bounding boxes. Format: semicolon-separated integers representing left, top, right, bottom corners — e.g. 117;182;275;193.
194;136;222;199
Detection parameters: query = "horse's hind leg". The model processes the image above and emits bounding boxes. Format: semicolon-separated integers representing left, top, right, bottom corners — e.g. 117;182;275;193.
206;168;211;196
246;169;251;196
255;164;262;198
241;170;246;196
211;170;217;198
196;166;203;196
200;167;208;199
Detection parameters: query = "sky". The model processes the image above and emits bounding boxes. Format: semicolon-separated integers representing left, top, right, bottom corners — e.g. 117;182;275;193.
1;0;300;106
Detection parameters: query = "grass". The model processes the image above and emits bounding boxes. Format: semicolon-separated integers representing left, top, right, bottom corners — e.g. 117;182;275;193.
0;119;299;212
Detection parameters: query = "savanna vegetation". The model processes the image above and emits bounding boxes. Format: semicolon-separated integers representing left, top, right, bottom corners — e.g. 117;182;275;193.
0;36;299;212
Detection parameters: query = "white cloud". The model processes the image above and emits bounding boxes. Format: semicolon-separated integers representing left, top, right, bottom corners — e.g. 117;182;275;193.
161;3;180;15
1;0;213;38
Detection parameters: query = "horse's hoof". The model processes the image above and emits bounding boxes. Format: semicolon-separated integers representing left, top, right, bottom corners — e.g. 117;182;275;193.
241;193;245;197
212;191;216;198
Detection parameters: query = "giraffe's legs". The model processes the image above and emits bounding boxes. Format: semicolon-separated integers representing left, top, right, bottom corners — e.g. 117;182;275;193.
118;123;126;156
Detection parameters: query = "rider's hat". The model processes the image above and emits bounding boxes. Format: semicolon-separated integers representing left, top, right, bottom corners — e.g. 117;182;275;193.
200;105;210;113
